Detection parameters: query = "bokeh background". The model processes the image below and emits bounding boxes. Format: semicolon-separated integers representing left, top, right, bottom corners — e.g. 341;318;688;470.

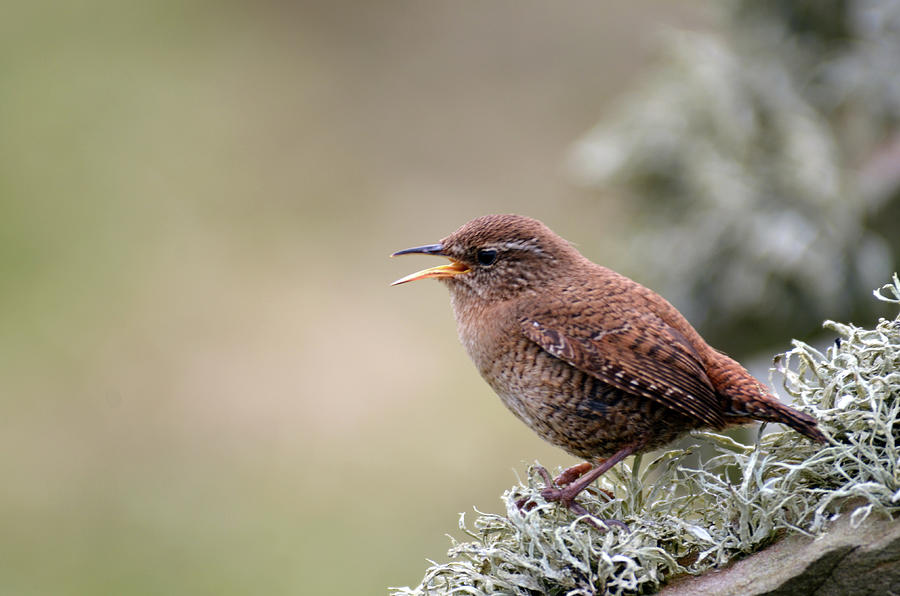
3;1;898;594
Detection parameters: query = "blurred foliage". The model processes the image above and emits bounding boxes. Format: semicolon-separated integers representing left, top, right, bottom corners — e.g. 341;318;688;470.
395;275;900;595
568;0;900;355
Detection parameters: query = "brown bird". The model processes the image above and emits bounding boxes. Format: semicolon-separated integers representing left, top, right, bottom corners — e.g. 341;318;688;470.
391;214;826;517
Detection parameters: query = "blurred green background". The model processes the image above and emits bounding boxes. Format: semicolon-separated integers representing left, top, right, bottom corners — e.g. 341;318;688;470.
3;1;897;594
1;2;709;594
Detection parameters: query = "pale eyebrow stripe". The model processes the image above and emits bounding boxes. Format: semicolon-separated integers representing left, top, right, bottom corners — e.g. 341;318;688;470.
500;238;542;253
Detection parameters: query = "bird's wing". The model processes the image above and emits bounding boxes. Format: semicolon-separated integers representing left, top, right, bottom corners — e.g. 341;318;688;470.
520;311;726;427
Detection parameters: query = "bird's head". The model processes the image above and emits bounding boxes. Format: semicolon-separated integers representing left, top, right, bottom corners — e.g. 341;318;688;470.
391;214;580;301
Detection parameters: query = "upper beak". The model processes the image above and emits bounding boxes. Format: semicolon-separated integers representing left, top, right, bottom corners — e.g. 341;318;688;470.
390;243;471;286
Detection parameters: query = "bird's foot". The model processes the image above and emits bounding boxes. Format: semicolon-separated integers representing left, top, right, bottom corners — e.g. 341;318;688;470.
523;446;640;530
538;485;628;531
516;464;555;511
516;462;626;530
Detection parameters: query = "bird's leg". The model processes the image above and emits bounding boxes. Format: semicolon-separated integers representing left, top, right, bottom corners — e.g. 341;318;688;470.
541;445;635;505
553;462;593;487
517;459;617;512
552;462;617;504
540;444;639;530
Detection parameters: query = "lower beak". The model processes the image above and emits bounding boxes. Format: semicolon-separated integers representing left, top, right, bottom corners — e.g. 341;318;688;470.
390;243;471;286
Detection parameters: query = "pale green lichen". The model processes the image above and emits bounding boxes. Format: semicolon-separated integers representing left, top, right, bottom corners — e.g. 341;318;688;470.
392;274;900;595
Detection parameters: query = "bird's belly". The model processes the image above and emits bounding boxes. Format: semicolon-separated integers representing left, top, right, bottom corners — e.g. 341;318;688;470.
475;337;698;460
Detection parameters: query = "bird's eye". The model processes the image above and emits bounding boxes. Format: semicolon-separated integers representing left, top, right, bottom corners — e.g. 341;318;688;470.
476;248;498;266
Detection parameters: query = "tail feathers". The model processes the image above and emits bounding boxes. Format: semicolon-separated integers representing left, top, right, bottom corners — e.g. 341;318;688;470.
727;395;827;443
706;354;827;442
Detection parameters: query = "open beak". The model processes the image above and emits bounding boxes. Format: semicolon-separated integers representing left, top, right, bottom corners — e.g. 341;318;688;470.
390;243;471;286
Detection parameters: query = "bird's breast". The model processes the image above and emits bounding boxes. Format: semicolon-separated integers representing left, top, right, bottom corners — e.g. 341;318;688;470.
450;294;538;424
448;291;700;459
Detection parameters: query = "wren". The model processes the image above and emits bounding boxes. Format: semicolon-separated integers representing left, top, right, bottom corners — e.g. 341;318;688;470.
392;214;826;516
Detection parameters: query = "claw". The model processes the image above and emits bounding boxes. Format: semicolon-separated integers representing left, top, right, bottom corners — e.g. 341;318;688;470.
516;464;554;512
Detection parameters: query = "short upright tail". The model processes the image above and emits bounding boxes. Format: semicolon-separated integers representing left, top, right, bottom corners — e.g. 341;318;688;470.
736;397;828;443
709;357;828;443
